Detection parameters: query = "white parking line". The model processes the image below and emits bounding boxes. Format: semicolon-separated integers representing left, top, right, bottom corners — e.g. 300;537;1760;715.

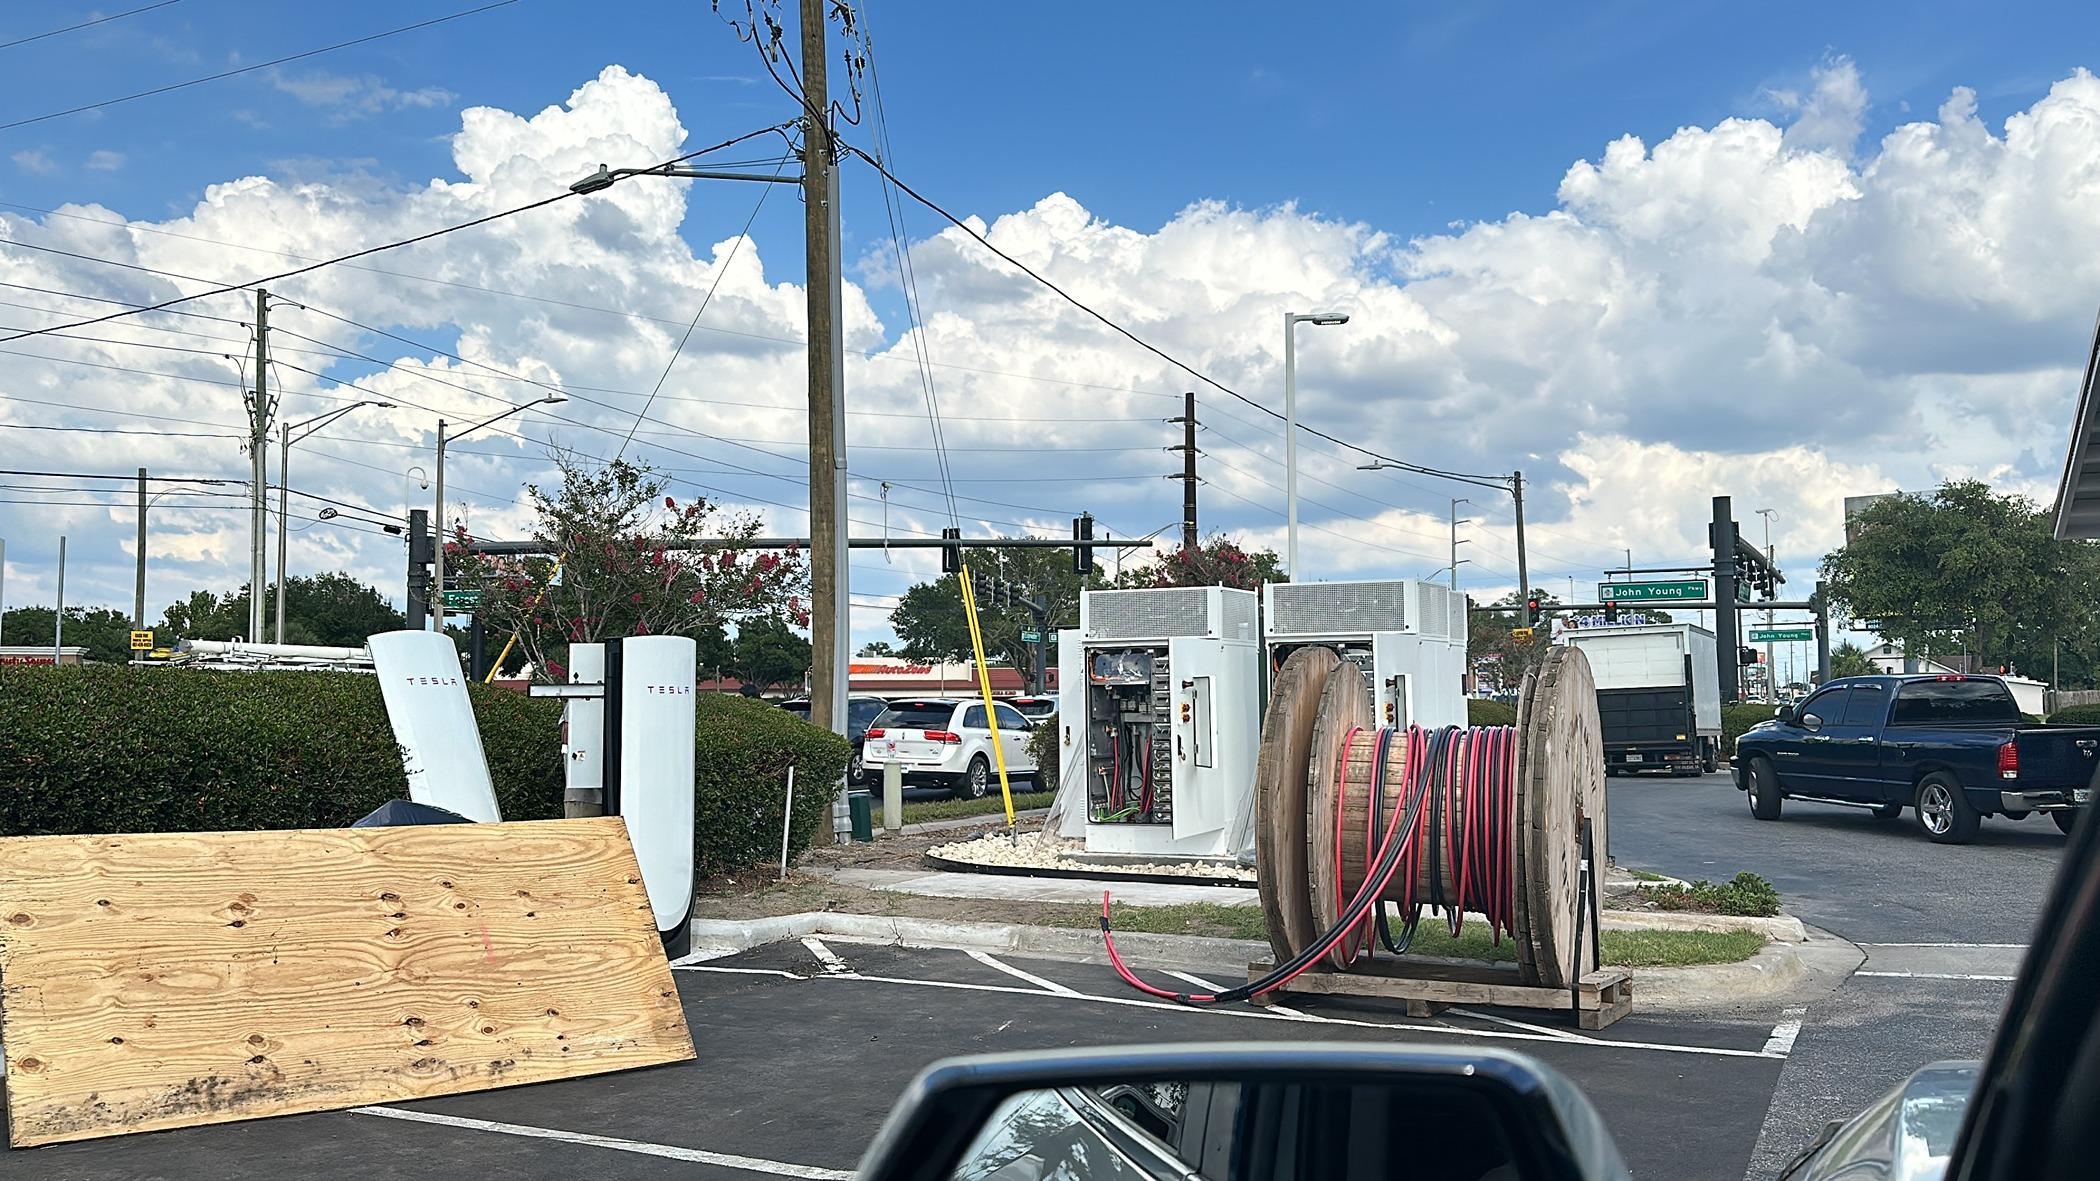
1161;969;1325;1020
1761;1006;1807;1056
801;936;850;974
675;964;809;980
968;949;1079;995
1856;970;2017;982
1448;1007;1596;1043
353;1106;853;1179
795;969;1781;1060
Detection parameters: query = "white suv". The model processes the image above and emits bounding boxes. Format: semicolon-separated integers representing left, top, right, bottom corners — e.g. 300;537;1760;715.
861;698;1039;800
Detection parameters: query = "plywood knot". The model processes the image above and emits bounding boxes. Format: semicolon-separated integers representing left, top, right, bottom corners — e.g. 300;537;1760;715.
8;912;33;925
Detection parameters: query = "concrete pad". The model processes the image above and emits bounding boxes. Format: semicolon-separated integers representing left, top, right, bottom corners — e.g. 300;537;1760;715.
1854;942;2027;981
1602;910;1809;942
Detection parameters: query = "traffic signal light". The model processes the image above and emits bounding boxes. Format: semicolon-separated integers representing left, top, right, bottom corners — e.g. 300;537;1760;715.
1525;595;1541;616
1603;602;1619;623
1072;513;1095;575
1739;645;1758;666
940;526;962;574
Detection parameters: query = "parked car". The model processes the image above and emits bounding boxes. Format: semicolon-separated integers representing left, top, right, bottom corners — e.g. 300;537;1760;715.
780;694;890;787
1732;673;2100;843
1004;695;1058;719
861;698;1038;800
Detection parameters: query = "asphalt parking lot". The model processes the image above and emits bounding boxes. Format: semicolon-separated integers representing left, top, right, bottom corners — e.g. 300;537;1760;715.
1609;770;2062;1177
2;937;1798;1181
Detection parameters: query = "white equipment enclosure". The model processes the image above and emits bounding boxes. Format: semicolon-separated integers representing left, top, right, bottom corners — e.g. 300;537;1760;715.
1055;587;1262;858
368;630;503;823
535;636;697;956
1261;579;1469;731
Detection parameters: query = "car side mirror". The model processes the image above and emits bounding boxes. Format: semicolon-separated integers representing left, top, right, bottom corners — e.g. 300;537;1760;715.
1776;704;1796;725
857;1043;1632;1181
1800;712;1822;732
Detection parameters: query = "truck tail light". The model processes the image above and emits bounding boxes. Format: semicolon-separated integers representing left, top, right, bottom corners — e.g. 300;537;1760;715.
864;728;885;739
925;730;962;744
1998;740;2019;780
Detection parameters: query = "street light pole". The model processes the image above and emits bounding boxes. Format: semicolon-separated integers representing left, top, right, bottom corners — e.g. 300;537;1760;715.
1283;310;1349;577
432;395;566;632
277;400;391;643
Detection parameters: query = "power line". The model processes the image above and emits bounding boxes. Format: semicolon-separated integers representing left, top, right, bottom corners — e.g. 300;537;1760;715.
0;1;520;131
0;0;181;52
616;147;795;460
840;143;1514;493
0;122;795;342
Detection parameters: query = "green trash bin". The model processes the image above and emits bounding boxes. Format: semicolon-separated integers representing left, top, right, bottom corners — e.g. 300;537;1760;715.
849;792;875;842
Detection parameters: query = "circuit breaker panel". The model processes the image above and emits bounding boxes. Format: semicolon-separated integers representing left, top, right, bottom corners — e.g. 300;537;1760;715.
1061;587;1261;858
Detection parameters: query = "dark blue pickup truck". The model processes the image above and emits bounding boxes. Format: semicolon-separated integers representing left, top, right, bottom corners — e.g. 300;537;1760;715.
1733;674;2099;844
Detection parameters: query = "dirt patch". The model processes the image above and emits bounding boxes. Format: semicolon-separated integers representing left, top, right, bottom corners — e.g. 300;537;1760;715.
693;871;1143;931
790;818;1028;873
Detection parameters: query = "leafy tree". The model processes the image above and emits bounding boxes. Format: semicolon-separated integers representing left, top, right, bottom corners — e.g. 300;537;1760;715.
856;640;897;658
1822;481;2100;674
1114;534;1285;591
1468;587;1562;691
1;605;141;664
731;616;812;691
890;542;1102;687
155;573;405;647
1829;640;1876;679
696;623;736;681
451;455;809;680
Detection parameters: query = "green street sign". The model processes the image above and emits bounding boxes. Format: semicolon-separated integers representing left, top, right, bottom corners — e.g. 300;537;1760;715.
1598;579;1708;603
1020;630;1043;644
440;589;483;609
1749;627;1815;642
1737;580;1753;603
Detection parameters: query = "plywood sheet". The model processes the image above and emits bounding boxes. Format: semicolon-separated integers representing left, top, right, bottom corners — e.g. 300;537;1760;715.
0;818;694;1147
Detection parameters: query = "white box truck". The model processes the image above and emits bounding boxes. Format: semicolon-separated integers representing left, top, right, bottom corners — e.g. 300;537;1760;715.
1563;623;1722;776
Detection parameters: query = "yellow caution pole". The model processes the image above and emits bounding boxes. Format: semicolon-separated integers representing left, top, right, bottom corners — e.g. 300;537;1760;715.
958;563;1017;828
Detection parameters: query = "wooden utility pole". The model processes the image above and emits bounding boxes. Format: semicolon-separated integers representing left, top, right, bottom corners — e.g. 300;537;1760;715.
134;468;147;653
802;0;849;737
247;289;270;642
1512;469;1531;627
1170;391;1198;552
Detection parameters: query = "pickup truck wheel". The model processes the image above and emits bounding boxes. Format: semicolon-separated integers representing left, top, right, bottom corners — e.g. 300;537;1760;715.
953;755;992;801
1915;774;1980;844
1747;759;1782;821
1870;802;1902;820
2054;811;2079;837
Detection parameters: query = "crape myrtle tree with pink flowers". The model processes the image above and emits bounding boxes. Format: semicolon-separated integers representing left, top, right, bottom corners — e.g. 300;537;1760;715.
451;454;810;681
1115;534;1286;592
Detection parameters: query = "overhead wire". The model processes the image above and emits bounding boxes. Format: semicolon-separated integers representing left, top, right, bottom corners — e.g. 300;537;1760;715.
0;1;182;51
0;1;522;132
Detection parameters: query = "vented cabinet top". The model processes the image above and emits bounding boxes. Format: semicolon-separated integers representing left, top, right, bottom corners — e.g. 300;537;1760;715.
1080;586;1259;642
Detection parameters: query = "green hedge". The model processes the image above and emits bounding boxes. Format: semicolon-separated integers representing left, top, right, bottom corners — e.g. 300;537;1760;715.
1466;698;1518;727
693;693;849;876
1721;703;1779;755
2050;704;2100;725
0;666;849;878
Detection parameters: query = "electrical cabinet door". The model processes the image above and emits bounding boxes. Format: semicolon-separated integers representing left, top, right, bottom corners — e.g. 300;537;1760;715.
1167;637;1260;840
1056;628;1084;833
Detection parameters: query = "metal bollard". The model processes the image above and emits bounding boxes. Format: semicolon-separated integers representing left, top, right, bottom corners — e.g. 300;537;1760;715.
883;761;904;833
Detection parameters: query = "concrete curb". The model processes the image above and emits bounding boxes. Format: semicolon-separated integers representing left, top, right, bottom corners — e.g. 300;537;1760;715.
682;910;1815;1004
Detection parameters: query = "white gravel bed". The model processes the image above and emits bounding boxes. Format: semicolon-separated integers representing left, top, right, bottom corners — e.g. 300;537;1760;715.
927;832;1258;881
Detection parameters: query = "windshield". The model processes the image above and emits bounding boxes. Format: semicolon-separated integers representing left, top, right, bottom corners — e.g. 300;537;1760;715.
874;703;954;730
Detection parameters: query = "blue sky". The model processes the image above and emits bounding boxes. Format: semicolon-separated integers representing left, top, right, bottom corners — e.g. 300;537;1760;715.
5;0;2100;675
11;1;2095;273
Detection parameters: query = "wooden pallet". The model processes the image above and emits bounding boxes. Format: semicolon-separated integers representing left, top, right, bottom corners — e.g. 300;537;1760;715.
1246;957;1634;1031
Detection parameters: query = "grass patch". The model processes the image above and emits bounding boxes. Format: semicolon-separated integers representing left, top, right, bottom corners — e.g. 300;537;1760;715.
1634;872;1781;917
1628;869;1669;883
1599;928;1766;967
899;790;1055;825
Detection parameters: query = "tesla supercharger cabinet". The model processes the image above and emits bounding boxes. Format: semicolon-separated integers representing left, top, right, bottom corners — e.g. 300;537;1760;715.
1261;579;1470;730
534;635;697;957
369;629;503;823
1054;586;1262;860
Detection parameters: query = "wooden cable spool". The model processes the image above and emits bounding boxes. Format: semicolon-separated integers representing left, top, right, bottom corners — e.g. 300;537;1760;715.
1253;644;1606;989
